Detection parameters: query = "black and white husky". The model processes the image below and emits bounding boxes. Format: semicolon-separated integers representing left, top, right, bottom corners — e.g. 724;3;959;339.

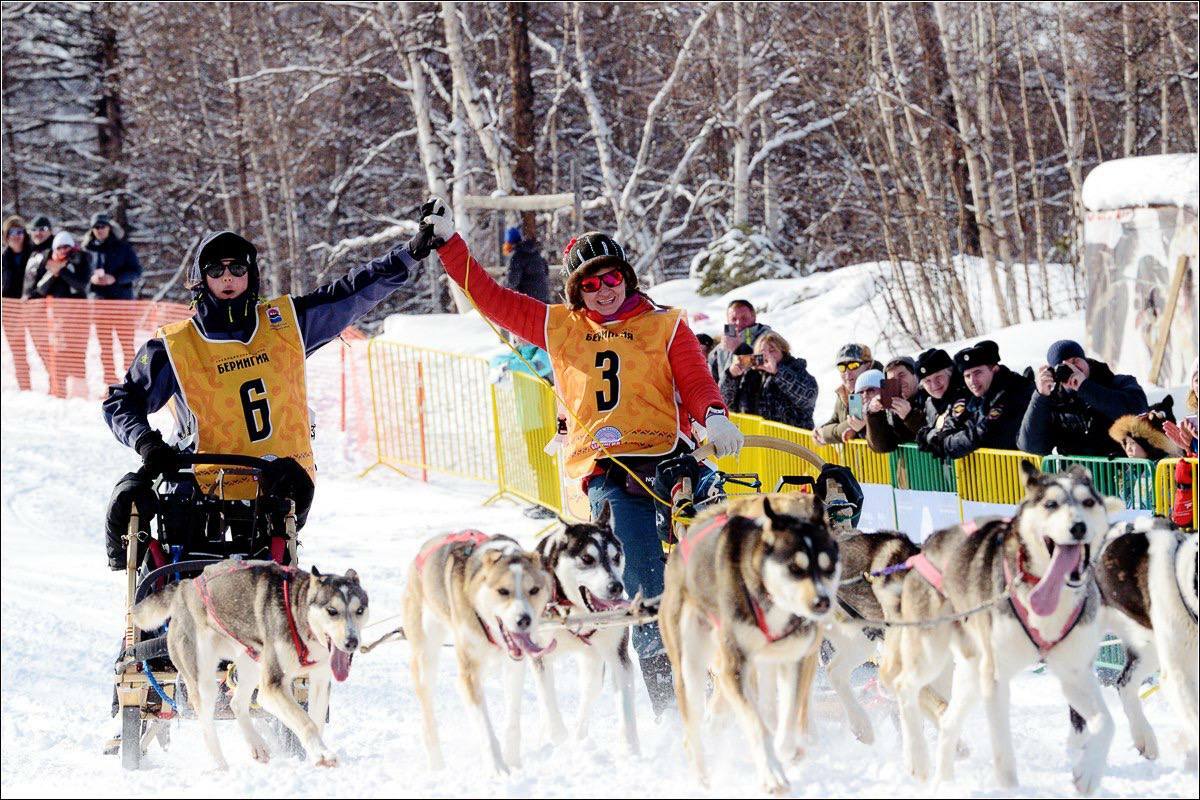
534;503;640;755
878;462;1119;794
1095;515;1198;770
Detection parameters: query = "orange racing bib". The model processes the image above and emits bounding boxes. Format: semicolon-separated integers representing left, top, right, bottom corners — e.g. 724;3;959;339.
545;304;683;478
159;296;313;499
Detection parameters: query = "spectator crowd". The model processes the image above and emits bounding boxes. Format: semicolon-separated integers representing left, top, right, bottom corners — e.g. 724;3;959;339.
702;299;1198;485
2;211;143;395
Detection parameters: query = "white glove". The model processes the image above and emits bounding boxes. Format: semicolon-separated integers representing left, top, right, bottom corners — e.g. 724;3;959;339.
422;194;455;241
704;411;743;458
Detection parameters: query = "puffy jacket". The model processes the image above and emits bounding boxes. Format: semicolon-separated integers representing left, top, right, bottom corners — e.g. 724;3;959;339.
2;246;30;298
103;231;415;456
82;220;142;299
25;247;92;298
503;239;550;304
925;366;1034;459
1017;359;1148;457
1173;458;1194;529
719;354;818;430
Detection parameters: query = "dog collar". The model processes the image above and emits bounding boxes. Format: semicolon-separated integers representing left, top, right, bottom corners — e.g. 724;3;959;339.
1002;555;1087;654
283;574;318;668
746;588;807;644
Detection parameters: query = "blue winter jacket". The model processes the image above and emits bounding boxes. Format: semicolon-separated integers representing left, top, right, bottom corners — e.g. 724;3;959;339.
103;234;414;454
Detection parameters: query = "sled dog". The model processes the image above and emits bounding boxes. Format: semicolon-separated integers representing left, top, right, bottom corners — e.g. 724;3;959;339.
131;560;368;769
534;503;640;754
1094;516;1198;769
878;462;1118;794
660;493;839;792
403;531;554;774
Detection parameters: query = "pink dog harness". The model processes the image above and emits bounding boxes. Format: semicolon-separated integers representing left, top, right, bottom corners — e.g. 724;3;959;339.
194;562;317;667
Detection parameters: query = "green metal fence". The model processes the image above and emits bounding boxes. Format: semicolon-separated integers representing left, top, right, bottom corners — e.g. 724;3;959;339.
1041;454;1157;512
889;443;958;492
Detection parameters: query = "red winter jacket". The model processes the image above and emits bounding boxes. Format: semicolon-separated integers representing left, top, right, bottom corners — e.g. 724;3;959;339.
1173;458;1194;529
436;234;725;446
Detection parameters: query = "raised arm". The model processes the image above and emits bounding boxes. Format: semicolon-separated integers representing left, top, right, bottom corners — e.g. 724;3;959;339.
436;233;550;348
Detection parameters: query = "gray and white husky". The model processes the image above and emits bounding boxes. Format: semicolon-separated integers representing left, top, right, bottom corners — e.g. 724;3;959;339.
1095;515;1199;770
132;560;368;769
534;503;640;755
878;462;1119;795
660;493;839;792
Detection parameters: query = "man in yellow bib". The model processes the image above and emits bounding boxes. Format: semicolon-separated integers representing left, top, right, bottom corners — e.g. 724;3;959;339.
102;224;436;565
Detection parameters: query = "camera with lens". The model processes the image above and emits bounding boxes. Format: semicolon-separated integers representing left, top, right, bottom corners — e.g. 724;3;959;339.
1053;363;1074;383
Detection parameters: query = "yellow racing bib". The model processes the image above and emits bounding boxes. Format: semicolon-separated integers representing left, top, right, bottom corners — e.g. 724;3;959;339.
159;296;313;499
545;304;683;478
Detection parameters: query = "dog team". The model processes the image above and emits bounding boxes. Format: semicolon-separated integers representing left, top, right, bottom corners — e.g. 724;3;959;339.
132;461;1199;794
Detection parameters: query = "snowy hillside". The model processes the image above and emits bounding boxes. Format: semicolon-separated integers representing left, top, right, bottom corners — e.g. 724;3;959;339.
2;391;1197;798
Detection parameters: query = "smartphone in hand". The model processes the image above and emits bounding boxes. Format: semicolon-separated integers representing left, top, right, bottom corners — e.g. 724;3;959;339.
751;354;766;367
879;377;901;410
724;323;738;338
848;393;864;419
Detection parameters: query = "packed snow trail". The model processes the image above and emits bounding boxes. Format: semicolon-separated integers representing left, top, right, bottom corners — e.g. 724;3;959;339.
1;390;1195;798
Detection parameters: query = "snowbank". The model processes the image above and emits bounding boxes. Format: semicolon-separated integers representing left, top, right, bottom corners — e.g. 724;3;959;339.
1082;154;1199;212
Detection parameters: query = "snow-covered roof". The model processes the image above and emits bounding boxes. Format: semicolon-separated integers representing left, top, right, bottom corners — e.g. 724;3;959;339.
1082;154;1198;212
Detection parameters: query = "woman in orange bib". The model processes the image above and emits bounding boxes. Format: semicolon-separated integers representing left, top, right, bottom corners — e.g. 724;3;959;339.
422;197;743;712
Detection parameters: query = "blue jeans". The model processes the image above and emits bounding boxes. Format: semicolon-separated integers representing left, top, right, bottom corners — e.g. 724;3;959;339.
587;472;665;659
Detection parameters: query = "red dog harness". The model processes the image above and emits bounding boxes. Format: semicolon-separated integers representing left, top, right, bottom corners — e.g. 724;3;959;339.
906;520;1085;654
680;513;807;644
413;530;491;572
194;562;317;667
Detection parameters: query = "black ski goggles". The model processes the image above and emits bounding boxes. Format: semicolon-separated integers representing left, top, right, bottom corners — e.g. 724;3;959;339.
202;261;250;279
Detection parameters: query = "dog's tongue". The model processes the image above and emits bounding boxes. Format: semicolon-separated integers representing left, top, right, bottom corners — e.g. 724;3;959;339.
330;648;352;682
1029;544;1082;616
512;631;555;658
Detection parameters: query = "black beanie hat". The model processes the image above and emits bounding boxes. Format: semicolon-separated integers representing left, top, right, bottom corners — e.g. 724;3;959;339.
189;230;259;295
561;231;639;308
916;348;953;378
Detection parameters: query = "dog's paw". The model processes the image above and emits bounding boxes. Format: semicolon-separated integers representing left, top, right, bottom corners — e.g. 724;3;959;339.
955;738;971;760
314;749;339;768
249;741;271;764
1072;763;1102;796
1132;731;1159;761
849;714;874;745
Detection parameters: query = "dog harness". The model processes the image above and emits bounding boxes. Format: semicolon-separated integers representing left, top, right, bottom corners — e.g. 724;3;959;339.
904;520;1086;654
413;530;490;572
680;513;808;644
194;562;318;667
546;582;597;646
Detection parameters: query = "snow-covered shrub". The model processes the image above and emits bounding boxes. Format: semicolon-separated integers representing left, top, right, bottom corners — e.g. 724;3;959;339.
689;227;799;296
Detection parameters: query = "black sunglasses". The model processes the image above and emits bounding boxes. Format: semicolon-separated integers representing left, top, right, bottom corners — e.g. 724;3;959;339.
202;261;250;279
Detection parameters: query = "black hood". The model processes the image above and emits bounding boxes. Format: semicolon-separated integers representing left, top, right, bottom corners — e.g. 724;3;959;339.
190;231;260;339
190;230;259;296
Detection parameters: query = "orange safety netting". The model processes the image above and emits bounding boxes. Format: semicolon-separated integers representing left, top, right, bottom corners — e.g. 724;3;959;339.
1;297;192;399
0;298;372;456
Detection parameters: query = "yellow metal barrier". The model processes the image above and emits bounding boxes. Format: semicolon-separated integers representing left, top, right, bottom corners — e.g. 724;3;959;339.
361;337;1187;530
1155;458;1198;531
491;371;563;512
363;340;497;483
954;448;1042;507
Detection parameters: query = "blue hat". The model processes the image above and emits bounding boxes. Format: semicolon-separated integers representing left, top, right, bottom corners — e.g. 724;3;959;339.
505;226;522;245
854;369;884;393
1046;339;1085;365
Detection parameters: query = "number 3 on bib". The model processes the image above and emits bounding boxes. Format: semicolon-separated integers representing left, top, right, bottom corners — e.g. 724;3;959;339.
239;378;273;442
595;350;620;412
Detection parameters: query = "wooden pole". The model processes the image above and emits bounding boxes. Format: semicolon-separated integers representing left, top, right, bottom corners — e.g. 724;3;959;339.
1149;253;1189;385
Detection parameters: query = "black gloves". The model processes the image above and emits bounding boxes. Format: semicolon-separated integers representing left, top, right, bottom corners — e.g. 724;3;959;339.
135;432;177;479
405;198;447;260
105;472;157;571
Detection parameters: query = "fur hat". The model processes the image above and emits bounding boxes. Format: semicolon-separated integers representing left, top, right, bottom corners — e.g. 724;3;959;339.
1109;397;1182;460
954;339;1001;369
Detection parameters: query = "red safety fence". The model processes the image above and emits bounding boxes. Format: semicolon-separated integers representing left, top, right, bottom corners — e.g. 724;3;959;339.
1;297;373;456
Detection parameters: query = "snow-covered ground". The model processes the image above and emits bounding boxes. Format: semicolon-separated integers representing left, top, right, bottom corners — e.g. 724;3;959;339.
2;389;1197;798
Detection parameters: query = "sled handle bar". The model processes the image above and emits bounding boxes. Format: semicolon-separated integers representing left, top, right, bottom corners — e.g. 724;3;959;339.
166;453;280;471
692;434;827;470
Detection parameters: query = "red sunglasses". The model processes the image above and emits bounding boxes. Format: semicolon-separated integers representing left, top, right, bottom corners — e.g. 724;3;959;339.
579;270;624;293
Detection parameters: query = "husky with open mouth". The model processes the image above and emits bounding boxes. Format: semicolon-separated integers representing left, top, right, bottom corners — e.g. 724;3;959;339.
131;560;368;769
403;531;554;775
1094;515;1198;770
878;461;1119;795
659;492;839;793
534;502;640;755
